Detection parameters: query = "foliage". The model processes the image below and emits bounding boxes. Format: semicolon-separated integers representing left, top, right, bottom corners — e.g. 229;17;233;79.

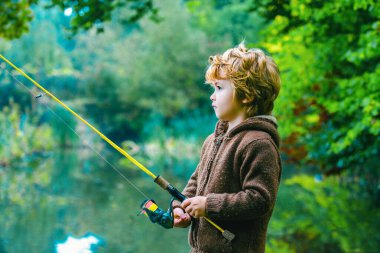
186;0;266;46
0;101;55;167
267;174;380;253
0;100;188;253
250;0;380;197
0;0;159;40
0;0;379;252
118;109;216;180
69;0;212;140
0;0;39;39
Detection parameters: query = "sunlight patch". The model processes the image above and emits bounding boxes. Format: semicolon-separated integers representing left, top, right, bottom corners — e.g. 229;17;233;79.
64;8;73;16
55;233;102;253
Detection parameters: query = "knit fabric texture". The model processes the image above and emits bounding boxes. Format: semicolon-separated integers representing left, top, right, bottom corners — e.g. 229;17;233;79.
179;115;282;253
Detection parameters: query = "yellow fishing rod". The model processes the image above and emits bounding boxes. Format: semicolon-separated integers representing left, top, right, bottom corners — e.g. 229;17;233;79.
0;54;235;241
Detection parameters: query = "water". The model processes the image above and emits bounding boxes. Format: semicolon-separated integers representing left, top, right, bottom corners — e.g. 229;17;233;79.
0;147;190;253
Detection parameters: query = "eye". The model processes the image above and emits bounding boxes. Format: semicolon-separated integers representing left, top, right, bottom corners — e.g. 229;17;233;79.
209;82;222;91
213;83;222;90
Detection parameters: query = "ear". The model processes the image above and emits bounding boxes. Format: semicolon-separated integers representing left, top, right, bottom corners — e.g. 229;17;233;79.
242;97;254;104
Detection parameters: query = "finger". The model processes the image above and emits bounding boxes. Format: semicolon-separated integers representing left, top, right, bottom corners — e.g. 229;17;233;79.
174;214;189;227
178;219;190;228
182;199;191;208
195;211;201;218
185;206;193;214
174;218;181;226
181;215;190;223
173;208;184;216
183;212;191;219
174;212;182;219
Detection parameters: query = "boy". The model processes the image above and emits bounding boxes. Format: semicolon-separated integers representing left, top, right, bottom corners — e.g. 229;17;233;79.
172;42;282;253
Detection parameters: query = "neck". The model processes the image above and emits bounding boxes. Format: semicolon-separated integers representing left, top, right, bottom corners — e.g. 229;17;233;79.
227;113;247;133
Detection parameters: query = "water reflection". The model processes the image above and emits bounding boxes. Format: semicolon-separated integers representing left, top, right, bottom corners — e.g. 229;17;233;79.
55;233;102;253
0;146;189;253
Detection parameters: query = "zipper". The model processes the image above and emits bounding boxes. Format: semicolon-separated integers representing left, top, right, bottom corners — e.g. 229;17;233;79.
193;136;223;249
198;136;223;195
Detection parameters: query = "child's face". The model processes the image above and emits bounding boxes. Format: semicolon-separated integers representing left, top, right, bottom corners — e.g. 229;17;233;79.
210;79;244;121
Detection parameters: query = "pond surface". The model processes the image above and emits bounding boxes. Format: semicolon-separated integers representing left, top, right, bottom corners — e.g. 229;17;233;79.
0;146;190;253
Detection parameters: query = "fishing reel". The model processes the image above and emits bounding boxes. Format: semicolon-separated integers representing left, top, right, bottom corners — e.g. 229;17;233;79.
138;198;176;229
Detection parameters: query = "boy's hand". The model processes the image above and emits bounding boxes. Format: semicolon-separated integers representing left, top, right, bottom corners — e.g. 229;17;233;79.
182;196;207;218
173;207;191;228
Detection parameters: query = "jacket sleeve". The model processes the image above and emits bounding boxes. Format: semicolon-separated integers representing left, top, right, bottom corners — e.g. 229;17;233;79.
181;163;199;198
171;167;199;208
182;134;213;198
205;138;281;221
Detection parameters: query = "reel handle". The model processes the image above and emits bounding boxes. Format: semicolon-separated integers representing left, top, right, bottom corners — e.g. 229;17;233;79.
153;175;235;242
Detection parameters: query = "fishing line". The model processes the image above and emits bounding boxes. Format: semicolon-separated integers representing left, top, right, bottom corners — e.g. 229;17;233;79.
0;55;235;240
1;66;151;200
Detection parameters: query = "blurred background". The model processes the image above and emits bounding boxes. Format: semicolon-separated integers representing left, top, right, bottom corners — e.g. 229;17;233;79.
0;0;379;252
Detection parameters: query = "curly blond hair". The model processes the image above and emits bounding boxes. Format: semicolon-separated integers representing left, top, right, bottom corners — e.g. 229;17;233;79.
205;42;281;117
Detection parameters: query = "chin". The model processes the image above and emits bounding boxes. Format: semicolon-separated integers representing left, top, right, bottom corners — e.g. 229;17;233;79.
216;115;228;121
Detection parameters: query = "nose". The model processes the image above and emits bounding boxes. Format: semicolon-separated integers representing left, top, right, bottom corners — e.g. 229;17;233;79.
210;91;215;101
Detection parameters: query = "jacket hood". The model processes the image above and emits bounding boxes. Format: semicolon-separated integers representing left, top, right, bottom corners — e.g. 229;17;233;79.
214;115;280;148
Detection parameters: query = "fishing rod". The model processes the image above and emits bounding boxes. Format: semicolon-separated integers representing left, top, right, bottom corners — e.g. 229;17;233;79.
0;54;235;242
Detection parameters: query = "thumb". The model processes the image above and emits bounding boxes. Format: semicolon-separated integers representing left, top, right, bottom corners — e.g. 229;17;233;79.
181;213;191;221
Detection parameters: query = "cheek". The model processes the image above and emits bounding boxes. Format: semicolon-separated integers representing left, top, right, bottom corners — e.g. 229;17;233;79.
219;90;234;105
